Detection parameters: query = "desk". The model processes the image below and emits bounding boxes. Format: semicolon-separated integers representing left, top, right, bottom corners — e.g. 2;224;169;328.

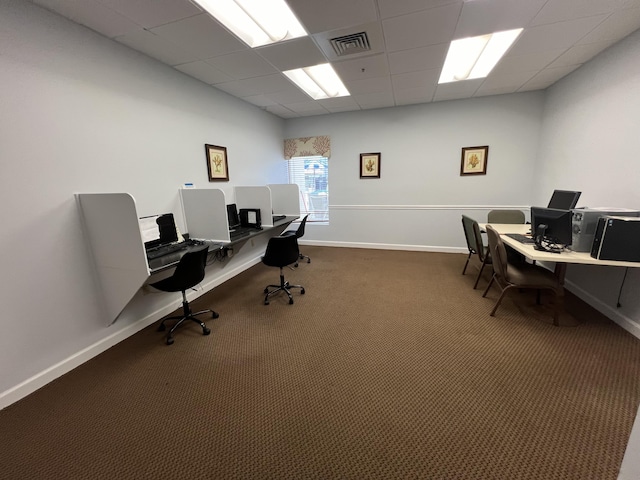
486;223;640;325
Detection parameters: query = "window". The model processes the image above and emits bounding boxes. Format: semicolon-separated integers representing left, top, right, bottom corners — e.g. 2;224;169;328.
287;156;329;222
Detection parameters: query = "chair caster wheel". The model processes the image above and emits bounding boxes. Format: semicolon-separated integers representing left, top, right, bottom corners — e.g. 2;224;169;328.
289;298;294;305
158;324;166;332
166;337;174;345
203;327;211;335
212;311;219;319
301;288;305;294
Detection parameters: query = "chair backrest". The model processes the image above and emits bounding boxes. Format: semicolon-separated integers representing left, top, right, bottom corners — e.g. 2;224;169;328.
169;246;209;291
295;214;308;239
461;215;478;254
262;235;300;268
485;225;510;283
487;210;525;224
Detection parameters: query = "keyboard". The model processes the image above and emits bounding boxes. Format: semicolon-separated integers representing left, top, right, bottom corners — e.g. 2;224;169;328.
505;233;536;245
146;241;190;260
272;215;286;222
229;227;253;240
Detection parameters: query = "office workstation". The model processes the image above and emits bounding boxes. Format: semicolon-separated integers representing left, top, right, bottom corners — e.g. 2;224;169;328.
76;184;300;326
4;1;640;478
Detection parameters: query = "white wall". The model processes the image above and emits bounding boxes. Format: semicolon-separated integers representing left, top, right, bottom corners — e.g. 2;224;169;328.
0;1;285;402
284;93;544;250
536;29;640;337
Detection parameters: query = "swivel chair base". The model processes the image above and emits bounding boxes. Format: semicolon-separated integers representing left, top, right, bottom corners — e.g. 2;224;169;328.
294;253;311;268
158;291;219;345
264;269;305;305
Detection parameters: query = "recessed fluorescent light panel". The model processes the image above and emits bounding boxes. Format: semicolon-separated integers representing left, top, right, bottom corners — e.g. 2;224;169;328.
192;0;307;48
439;28;522;84
283;64;350;100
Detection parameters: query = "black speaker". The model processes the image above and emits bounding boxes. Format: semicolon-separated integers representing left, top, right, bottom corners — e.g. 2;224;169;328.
591;216;640;262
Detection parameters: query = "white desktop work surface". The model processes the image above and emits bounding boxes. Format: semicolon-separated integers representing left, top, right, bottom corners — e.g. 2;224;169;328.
485;223;640;325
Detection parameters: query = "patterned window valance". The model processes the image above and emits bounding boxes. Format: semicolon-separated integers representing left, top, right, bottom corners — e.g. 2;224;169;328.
284;136;331;159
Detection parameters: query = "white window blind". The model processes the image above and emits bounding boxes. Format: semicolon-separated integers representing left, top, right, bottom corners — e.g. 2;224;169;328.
287;156;329;222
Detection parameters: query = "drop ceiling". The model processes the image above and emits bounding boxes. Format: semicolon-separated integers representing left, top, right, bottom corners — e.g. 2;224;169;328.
29;0;640;118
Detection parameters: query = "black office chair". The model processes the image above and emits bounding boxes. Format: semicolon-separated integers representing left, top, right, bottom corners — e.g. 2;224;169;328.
282;214;310;266
262;235;305;305
149;246;218;345
461;215;492;289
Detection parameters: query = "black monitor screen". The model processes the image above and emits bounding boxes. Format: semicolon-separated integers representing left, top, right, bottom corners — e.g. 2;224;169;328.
531;207;573;246
547;190;581;209
227;203;241;229
139;213;178;250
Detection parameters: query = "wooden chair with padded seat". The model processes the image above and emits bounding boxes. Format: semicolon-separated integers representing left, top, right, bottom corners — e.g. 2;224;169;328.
461;215;492;289
487;209;525;224
482;225;561;324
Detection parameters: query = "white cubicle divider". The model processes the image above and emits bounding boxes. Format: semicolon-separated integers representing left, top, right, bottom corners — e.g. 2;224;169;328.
235;186;273;227
76;193;150;324
180;188;228;241
268;184;301;220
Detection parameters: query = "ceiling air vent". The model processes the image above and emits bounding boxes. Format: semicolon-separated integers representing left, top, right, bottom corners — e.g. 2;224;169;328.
330;31;371;57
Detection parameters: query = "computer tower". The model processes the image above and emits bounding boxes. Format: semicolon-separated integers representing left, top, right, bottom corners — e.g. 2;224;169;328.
590;216;640;262
571;208;640;252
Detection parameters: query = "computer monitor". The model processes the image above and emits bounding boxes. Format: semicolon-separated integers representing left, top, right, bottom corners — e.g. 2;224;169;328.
547;190;581;209
226;203;241;229
530;207;573;247
139;213;178;250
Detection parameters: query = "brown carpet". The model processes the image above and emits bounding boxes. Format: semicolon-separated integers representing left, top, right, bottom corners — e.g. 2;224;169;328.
2;247;640;480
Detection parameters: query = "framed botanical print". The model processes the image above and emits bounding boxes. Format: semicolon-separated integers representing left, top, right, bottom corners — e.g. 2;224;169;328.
205;144;229;181
460;146;488;175
360;152;381;178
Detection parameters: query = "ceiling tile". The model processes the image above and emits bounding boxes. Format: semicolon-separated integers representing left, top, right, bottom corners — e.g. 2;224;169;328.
240;95;278;107
546;42;612;68
95;0;201;29
392;69;440;90
234;74;299;94
454;0;547;39
265;89;313;104
475;70;537;93
283;102;330;115
352;91;396;109
174;61;233;85
116;29;198;66
378;0;462;19
508;15;609;56
394;86;436;105
213;80;260;97
332;54;390;81
492;49;567;75
388;44;448;75
433;79;483;102
286;0;378;34
577;7;640;44
32;0;139;38
205;50;277;80
343;76;393;95
524;65;581;85
531;0;626;26
383;3;462;52
150;13;247;59
317;96;361;110
265;105;299;117
255;37;327;71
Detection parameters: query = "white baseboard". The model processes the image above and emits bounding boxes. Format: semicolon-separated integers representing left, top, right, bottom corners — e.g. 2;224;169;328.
299;239;466;254
564;279;640;338
0;255;262;411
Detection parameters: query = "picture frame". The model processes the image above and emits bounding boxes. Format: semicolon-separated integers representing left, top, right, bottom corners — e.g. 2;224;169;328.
460;146;488;176
205;144;229;181
360;152;381;178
